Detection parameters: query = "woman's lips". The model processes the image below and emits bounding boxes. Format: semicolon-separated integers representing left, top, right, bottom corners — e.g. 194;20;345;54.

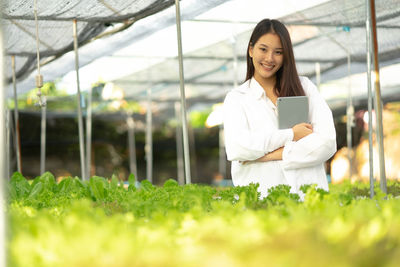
261;62;275;71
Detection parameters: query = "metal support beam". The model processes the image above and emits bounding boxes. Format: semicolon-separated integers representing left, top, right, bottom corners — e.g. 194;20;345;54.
127;113;137;178
0;22;7;267
11;56;22;173
40;105;46;174
175;0;191;184
34;0;46;175
369;0;387;193
366;0;375;198
315;62;321;91
5;111;10;179
73;19;87;180
346;53;354;180
218;125;226;178
174;102;184;185
85;84;92;179
145;85;153;183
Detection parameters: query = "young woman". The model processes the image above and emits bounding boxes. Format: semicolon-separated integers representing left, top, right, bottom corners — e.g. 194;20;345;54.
223;19;336;198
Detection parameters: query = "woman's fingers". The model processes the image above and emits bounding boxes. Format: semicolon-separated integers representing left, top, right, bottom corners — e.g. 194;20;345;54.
292;123;313;141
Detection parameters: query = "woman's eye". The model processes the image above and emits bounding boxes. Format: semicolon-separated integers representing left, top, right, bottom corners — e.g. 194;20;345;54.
276;51;283;55
260;48;267;52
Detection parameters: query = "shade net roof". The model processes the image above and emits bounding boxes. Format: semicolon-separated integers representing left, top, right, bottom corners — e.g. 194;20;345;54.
1;0;232;94
111;0;400;109
1;0;181;82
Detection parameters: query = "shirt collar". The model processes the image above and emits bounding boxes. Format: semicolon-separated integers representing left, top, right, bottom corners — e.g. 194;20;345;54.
248;77;266;100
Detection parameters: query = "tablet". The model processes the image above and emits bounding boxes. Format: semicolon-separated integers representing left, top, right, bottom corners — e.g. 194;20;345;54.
277;96;309;129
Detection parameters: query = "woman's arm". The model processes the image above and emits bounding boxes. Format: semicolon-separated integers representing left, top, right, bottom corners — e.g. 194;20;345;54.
242;122;314;164
223;91;293;162
242;147;283;164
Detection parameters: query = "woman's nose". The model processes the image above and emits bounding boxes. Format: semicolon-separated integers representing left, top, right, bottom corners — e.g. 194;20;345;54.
264;51;273;61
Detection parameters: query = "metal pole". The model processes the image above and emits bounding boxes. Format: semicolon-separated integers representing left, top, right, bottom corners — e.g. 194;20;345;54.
127;113;137;178
232;35;238;89
369;0;387;193
346;53;354;180
145;85;153;183
175;0;191;184
175;102;185;185
218;125;226;178
188;119;197;181
5;110;10;179
315;62;321;91
85;84;92;179
40;105;46;174
0;23;7;267
34;0;46;175
11;56;22;173
73;19;87;180
366;0;375;198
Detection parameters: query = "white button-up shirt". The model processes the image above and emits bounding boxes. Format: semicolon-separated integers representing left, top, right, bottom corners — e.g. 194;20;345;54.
223;76;337;198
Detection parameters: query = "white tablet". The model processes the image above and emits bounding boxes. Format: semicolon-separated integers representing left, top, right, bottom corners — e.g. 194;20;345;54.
277;96;309;129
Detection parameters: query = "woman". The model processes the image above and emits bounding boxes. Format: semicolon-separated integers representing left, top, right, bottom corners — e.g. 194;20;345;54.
223;19;336;198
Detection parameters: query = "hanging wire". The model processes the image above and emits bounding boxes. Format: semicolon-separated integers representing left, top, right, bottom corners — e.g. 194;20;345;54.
34;0;46;107
34;0;47;175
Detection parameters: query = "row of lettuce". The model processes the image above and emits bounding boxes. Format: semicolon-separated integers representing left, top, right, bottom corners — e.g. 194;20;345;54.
6;172;400;267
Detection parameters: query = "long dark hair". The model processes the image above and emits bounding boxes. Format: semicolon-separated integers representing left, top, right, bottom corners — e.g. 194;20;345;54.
245;19;305;97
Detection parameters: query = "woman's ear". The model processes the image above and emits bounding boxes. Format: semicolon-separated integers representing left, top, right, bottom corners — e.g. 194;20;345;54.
248;45;253;58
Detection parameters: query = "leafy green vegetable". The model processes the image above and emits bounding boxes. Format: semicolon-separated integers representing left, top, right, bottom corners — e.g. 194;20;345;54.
6;172;400;267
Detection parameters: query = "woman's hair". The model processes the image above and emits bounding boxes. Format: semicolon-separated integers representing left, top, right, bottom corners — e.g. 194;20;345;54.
245;19;305;97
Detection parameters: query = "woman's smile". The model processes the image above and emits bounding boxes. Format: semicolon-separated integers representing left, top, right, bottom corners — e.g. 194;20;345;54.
260;62;275;71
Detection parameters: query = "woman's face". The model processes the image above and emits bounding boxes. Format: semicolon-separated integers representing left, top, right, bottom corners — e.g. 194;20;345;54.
249;32;283;82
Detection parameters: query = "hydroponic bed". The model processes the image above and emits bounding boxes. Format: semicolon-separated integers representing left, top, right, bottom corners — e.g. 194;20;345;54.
6;172;400;267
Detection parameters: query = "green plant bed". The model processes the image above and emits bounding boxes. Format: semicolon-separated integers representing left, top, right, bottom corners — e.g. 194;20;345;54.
6;172;400;267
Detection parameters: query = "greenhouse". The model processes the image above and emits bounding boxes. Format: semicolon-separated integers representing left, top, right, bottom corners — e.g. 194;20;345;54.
1;0;400;266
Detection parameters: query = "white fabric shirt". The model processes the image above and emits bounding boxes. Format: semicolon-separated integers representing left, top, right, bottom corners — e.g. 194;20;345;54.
223;76;337;198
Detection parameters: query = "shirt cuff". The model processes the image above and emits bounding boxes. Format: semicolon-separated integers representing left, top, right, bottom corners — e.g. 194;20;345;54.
264;129;293;153
281;128;294;145
286;129;294;143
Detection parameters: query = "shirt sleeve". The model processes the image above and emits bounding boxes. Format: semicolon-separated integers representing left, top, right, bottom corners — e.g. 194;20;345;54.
223;91;293;162
281;78;337;170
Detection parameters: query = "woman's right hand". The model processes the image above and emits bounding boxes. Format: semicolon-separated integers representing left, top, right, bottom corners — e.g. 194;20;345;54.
292;123;313;141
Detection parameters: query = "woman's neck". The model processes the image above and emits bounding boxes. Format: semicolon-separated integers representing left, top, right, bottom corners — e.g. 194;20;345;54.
254;75;276;94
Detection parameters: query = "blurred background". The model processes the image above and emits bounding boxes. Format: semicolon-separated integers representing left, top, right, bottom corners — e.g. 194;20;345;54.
2;0;400;185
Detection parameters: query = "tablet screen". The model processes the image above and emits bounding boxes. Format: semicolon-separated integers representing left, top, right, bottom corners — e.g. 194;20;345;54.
277;96;309;129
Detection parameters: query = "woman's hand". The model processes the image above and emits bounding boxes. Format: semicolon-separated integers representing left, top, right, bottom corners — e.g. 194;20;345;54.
242;147;283;164
292;123;313;141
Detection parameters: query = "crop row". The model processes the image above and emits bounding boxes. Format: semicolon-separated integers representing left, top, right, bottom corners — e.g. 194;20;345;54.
6;172;400;267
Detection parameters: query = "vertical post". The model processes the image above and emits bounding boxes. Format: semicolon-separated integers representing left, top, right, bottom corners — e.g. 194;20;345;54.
11;56;22;173
232;35;238;89
315;62;321;91
34;0;46;175
73;19;87;180
0;22;7;267
5;111;10;179
188;119;197;181
40;105;46;174
127;113;137;178
369;0;387;193
175;0;191;184
145;86;153;183
218;125;226;178
175;102;185;185
346;53;354;180
366;0;375;198
85;85;92;179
